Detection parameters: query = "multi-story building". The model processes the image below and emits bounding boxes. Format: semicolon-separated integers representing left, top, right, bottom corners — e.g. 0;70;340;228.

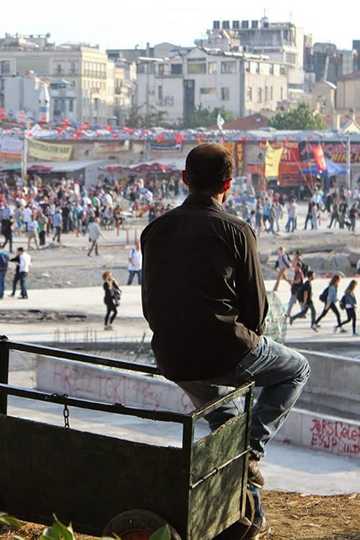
2;72;50;123
136;47;288;125
197;18;304;98
0;33;115;123
113;59;136;126
304;42;354;87
336;71;360;112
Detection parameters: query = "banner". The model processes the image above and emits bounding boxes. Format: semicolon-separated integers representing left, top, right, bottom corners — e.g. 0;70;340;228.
311;143;326;172
28;139;73;161
0;137;23;160
265;144;283;178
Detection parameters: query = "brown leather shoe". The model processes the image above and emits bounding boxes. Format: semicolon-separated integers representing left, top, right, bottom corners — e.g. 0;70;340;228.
248;457;265;488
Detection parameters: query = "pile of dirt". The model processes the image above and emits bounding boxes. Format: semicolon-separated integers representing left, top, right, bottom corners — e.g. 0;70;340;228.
1;492;358;539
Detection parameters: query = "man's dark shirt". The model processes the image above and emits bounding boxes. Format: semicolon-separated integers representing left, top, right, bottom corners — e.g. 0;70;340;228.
141;193;268;382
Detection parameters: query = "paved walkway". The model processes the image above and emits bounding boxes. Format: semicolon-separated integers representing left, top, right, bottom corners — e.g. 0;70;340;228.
2;278;359;347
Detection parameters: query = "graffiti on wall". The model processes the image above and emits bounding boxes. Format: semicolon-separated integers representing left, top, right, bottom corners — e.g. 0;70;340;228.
310;418;360;457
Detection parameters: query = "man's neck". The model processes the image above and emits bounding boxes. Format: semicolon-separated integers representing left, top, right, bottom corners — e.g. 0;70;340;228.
190;190;224;206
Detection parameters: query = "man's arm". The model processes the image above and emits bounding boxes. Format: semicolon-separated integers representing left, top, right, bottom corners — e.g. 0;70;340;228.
234;224;268;336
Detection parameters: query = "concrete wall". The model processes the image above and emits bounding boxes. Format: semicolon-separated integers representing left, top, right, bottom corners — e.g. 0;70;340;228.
36;356;194;413
298;349;360;418
36;354;360;459
275;408;360;460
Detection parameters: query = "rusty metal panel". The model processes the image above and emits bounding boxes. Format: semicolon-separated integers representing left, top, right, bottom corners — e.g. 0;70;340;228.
0;416;188;536
191;414;248;484
188;455;246;540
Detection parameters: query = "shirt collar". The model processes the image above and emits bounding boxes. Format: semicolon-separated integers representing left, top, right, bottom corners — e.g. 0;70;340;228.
182;193;224;212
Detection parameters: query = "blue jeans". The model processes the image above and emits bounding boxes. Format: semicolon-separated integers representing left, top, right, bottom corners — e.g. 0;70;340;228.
0;271;5;298
20;271;28;298
127;270;142;285
179;336;310;458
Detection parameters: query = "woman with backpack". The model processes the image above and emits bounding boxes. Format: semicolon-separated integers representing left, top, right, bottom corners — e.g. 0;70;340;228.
102;271;122;331
315;274;342;331
337;280;358;336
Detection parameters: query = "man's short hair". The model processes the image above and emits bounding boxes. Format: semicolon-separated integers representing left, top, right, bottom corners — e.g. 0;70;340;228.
185;144;233;193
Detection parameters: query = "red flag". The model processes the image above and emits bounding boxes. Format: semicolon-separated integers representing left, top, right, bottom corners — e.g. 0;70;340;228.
312;144;326;172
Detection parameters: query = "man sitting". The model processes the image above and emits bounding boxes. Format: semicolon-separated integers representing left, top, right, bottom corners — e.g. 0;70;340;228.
141;144;310;538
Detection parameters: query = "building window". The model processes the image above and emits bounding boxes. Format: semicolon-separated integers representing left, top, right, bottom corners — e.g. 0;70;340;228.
158;85;163;101
208;62;217;74
286;53;297;65
270;64;274;75
200;87;216;95
70;62;77;74
158;64;165;76
56;64;63;74
245;62;250;72
247;87;253;102
270;87;274;100
137;63;145;74
69;99;74;113
281;87;284;101
221;87;230;101
0;61;10;75
221;61;236;74
257;88;262;103
256;63;260;74
265;86;268;102
171;64;182;75
188;61;206;74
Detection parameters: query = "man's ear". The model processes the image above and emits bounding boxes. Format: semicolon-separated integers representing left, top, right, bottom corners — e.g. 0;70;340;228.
222;178;232;192
182;170;190;186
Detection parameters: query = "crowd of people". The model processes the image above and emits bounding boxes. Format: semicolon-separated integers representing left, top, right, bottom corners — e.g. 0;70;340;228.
273;247;358;335
226;182;360;235
0;173;182;253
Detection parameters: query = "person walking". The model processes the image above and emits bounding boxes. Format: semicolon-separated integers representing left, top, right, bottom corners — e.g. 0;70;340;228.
285;199;297;233
87;217;103;257
328;200;339;229
102;271;121;330
304;201;315;230
273;247;292;292
141;144;310;538
1;204;14;253
52;208;63;243
127;239;142;285
10;247;22;297
27;216;40;250
290;271;318;332
338;280;358;336
315;274;342;331
0;248;9;299
286;261;304;318
37;211;48;247
18;247;31;299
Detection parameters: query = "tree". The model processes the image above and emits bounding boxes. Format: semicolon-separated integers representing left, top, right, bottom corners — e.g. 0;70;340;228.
126;106;169;128
184;105;233;129
269;103;325;131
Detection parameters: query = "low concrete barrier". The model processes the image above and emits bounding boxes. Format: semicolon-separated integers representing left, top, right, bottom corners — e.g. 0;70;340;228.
36;356;194;414
298;349;360;417
36;355;360;460
275;409;360;460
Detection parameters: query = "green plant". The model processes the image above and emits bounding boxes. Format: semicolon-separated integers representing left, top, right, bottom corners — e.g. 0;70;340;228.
269;103;325;130
0;513;172;540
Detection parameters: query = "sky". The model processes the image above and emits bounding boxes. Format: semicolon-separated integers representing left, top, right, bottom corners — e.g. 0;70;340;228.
1;0;359;51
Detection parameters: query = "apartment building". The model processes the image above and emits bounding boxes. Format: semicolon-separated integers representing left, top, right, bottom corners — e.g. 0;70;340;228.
0;34;115;123
136;47;287;125
114;59;136;126
197;18;304;98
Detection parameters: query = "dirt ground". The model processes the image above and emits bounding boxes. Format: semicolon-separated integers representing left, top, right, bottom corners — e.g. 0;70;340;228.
1;492;359;540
